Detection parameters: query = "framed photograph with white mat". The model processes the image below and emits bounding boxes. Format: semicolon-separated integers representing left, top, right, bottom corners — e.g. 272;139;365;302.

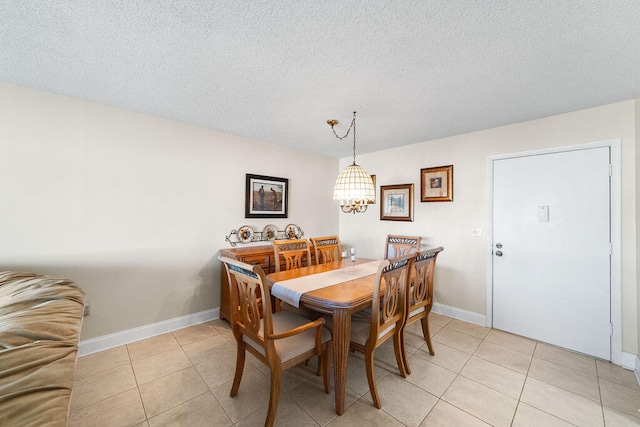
420;165;453;202
380;183;414;221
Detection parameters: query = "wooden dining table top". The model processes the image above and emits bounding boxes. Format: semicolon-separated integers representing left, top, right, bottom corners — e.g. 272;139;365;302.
265;258;379;313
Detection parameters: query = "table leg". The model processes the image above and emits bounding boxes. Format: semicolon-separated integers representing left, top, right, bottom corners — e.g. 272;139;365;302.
332;308;351;415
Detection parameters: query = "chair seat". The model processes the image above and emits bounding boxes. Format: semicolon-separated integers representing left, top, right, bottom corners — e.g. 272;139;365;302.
407;295;431;320
408;306;426;319
324;307;396;347
244;311;331;362
348;318;371;347
350;316;398;346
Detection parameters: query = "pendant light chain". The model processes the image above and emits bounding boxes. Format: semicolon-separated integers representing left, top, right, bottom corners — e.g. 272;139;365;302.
352;115;357;165
330;112;358;165
328;110;374;214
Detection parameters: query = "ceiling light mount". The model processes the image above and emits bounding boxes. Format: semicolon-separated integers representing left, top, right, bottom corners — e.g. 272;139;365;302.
328;111;375;214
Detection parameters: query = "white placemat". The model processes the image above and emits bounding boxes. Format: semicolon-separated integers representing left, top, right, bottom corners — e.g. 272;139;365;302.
271;260;384;308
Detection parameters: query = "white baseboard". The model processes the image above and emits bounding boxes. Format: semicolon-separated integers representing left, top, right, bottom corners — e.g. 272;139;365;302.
79;303;483;357
432;302;486;327
613;351;638;371
78;308;219;357
78;303;638;385
431;302;638;377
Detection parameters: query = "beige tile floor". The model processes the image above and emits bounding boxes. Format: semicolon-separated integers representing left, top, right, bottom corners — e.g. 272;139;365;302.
69;314;640;426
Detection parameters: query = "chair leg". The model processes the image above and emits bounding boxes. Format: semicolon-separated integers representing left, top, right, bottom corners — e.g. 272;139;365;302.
364;348;381;409
304;355;323;376
393;330;408;378
421;315;435;356
398;326;411;375
266;364;282;427
230;341;246;397
321;343;331;394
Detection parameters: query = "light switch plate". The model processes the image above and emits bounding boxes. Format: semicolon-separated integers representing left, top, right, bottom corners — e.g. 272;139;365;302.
538;205;549;222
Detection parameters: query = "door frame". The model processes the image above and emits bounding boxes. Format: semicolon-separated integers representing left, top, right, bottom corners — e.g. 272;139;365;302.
486;139;622;364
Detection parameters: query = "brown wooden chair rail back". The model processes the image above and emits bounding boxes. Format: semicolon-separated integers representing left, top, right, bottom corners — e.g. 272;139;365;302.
272;238;311;272
310;235;342;265
384;234;422;259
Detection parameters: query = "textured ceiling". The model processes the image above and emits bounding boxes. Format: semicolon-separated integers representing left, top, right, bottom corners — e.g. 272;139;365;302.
1;1;639;158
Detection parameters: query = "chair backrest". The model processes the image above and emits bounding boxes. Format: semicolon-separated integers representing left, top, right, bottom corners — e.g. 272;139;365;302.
384;234;422;259
272;239;311;272
410;247;444;315
369;253;415;344
219;256;274;352
310;236;342;265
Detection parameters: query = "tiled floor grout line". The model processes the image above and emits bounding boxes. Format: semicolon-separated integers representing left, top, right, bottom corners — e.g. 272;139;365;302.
433;355;482;426
457;333;518;427
125;344;151;422
507;340;538;427
594;357;608;427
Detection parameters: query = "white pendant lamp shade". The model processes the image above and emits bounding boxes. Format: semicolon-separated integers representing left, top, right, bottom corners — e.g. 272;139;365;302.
327;111;374;213
333;164;375;211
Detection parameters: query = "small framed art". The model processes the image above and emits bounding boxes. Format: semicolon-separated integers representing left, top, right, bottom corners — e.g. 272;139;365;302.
367;174;376;204
420;165;453;202
245;174;288;218
380;183;414;221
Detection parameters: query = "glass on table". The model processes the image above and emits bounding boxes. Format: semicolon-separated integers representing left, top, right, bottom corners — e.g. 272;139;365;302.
350;246;356;272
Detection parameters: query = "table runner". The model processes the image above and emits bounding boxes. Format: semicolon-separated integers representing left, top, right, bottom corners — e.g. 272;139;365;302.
271;260;384;308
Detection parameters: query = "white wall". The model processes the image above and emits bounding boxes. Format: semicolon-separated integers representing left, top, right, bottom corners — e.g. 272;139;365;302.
0;82;339;340
1;81;637;357
636;94;640;369
340;101;638;355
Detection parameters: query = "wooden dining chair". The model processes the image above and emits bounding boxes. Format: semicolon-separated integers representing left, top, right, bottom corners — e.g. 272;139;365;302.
310;235;342;265
272;238;322;323
219;256;331;427
272;239;311;272
384;234;422;259
400;247;444;374
348;253;415;409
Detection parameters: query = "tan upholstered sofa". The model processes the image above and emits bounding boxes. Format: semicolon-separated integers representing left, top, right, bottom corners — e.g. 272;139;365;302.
0;271;85;426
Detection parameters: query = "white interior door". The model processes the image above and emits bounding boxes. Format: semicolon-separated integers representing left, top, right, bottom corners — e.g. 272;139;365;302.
492;147;611;360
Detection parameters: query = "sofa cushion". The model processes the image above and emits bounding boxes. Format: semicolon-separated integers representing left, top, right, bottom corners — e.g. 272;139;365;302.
0;271;85;426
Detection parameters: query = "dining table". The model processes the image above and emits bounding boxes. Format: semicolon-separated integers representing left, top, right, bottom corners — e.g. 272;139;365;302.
265;257;383;416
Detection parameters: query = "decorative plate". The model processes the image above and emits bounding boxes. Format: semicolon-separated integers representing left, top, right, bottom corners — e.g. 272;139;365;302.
285;223;301;239
262;224;278;241
237;225;254;244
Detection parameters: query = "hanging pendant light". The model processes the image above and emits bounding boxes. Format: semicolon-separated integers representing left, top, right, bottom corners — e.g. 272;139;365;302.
328;112;375;214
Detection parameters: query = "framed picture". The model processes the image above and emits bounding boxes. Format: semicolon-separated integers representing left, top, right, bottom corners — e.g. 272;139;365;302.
420;165;453;202
245;174;288;218
380;184;414;221
367;174;376;204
